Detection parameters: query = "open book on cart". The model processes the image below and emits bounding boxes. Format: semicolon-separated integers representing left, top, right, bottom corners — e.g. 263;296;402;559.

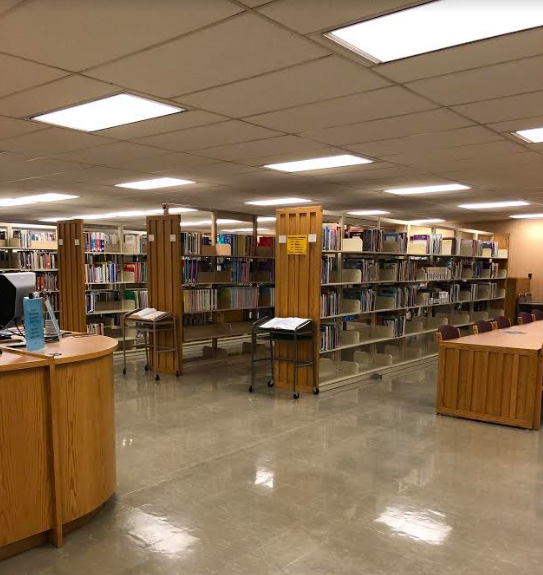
260;317;311;331
130;308;171;321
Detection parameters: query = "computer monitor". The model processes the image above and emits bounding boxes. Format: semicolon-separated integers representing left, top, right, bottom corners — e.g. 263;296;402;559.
0;272;36;328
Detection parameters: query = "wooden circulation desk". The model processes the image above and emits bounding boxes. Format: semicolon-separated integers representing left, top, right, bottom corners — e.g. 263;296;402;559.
0;335;118;560
437;323;543;429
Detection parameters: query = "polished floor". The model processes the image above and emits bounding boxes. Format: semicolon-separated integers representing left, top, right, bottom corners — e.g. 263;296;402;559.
3;356;543;575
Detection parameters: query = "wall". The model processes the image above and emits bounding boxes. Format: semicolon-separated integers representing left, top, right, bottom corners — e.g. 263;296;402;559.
468;219;542;298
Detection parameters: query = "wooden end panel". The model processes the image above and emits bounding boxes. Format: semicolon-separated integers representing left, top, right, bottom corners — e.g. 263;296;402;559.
146;215;182;375
274;206;323;392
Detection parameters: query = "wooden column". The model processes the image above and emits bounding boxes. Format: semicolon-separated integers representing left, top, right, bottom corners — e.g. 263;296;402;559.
146;214;182;375
57;220;85;332
274;206;323;392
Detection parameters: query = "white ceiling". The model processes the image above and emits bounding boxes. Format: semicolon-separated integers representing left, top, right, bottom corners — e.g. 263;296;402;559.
0;0;543;226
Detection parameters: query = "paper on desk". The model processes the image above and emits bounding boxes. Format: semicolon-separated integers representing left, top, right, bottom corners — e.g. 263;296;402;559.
261;317;310;330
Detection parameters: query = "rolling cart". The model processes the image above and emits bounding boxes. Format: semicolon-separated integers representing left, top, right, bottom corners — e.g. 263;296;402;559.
249;317;318;399
122;310;180;381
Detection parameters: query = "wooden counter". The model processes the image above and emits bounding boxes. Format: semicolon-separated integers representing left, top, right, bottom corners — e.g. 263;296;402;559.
437;323;543;429
0;335;118;560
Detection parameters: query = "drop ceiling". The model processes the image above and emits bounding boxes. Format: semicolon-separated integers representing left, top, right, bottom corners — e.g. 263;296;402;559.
0;0;542;225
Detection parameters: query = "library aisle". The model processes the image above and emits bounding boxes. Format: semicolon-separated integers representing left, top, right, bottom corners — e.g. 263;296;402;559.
2;358;542;575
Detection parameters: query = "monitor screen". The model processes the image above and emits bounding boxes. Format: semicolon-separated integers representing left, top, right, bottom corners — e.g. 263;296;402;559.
0;272;36;327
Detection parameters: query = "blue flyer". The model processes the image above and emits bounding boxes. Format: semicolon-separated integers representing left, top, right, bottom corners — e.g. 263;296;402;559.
23;297;45;351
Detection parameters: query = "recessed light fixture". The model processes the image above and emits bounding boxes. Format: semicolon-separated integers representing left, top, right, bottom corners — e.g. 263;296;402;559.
409;219;446;224
458;201;529;209
327;0;543;63
257;216;276;222
40;206;196;223
264;154;372;173
0;193;79;207
513;128;543;143
348;210;390;216
510;213;543;219
116;177;195;190
246;198;311;206
32;93;184;132
10;223;57;229
385;184;469;196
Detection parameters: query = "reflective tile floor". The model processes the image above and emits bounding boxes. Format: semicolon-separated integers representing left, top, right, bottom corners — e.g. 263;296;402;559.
3;356;543;574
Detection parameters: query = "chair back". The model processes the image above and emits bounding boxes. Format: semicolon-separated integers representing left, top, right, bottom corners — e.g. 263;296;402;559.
517;311;533;325
492;316;511;330
532;309;543;321
436;324;461;342
472;320;493;334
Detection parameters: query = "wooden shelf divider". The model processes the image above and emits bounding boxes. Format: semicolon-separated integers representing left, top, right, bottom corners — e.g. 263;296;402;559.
146;214;183;375
274;206;323;393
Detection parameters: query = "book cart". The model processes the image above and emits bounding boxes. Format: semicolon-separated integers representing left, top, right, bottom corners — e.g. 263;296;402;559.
319;214;509;391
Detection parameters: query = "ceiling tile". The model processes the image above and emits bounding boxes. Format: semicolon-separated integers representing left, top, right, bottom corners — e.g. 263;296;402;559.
258;0;423;34
88;13;328;98
190;135;327;161
0;75;119;119
0;157;89;182
378;28;543;83
300;109;471;146
0;0;242;71
135;120;281;152
407;55;543;106
346;126;502;157
452;91;543;124
98;110;227;140
0;53;67;98
487;116;543;134
246;86;436;133
0;116;48;139
237;0;275;5
111;152;219;173
178;56;389;117
0;128;110;154
52;142;170;167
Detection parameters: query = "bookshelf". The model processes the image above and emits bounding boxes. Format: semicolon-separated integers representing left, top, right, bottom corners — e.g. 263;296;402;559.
0;222;60;317
319;215;509;391
180;212;275;360
84;224;148;349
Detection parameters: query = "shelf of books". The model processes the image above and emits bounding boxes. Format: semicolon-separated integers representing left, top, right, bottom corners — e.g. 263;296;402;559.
84;225;148;349
181;219;275;361
0;222;60;316
319;215;508;391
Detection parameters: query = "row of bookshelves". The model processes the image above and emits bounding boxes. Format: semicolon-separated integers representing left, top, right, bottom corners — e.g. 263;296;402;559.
0;229;57;250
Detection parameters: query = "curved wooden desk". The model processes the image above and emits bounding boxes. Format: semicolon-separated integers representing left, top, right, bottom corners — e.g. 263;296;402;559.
0;335;118;560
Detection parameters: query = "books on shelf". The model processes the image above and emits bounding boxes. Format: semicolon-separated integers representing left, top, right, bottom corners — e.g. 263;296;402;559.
218;286;259;309
182;232;204;255
343;287;377;312
123;233;147;254
408;234;430;255
122;261;147;283
321;255;336;283
376;313;406;337
85;261;119;283
382;232;407;253
16;250;57;270
218;233;253;257
322;223;340;251
344;258;379;282
124;289;149;309
36;272;58;291
183;288;218;313
84;232;120;253
321;288;339;317
320;323;339;352
259;286;275;307
85;291;122;313
223;259;250;282
12;230;56;248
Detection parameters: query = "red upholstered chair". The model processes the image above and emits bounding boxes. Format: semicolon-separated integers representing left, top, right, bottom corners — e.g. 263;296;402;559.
517;311;533;325
436;324;461;342
532;309;543;321
492;316;511;330
472;320;493;334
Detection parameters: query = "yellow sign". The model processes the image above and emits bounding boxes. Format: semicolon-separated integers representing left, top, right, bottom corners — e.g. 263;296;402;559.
287;235;308;255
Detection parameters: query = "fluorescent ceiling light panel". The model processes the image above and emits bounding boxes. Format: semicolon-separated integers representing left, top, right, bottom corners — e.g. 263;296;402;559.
409;219;445;224
385;184;469;196
32;94;184;132
257;217;276;222
459;201;529;209
510;213;543;219
348;210;390;216
264;154;371;173
514;127;543;143
327;0;543;63
116;177;195;190
0;192;78;207
223;228;271;233
246;198;311;206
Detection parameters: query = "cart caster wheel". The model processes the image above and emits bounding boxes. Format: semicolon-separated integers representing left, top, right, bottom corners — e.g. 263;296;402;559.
313;387;320;395
248;385;254;393
176;370;180;377
155;374;160;382
144;364;149;372
267;380;274;388
122;368;126;375
293;391;300;400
